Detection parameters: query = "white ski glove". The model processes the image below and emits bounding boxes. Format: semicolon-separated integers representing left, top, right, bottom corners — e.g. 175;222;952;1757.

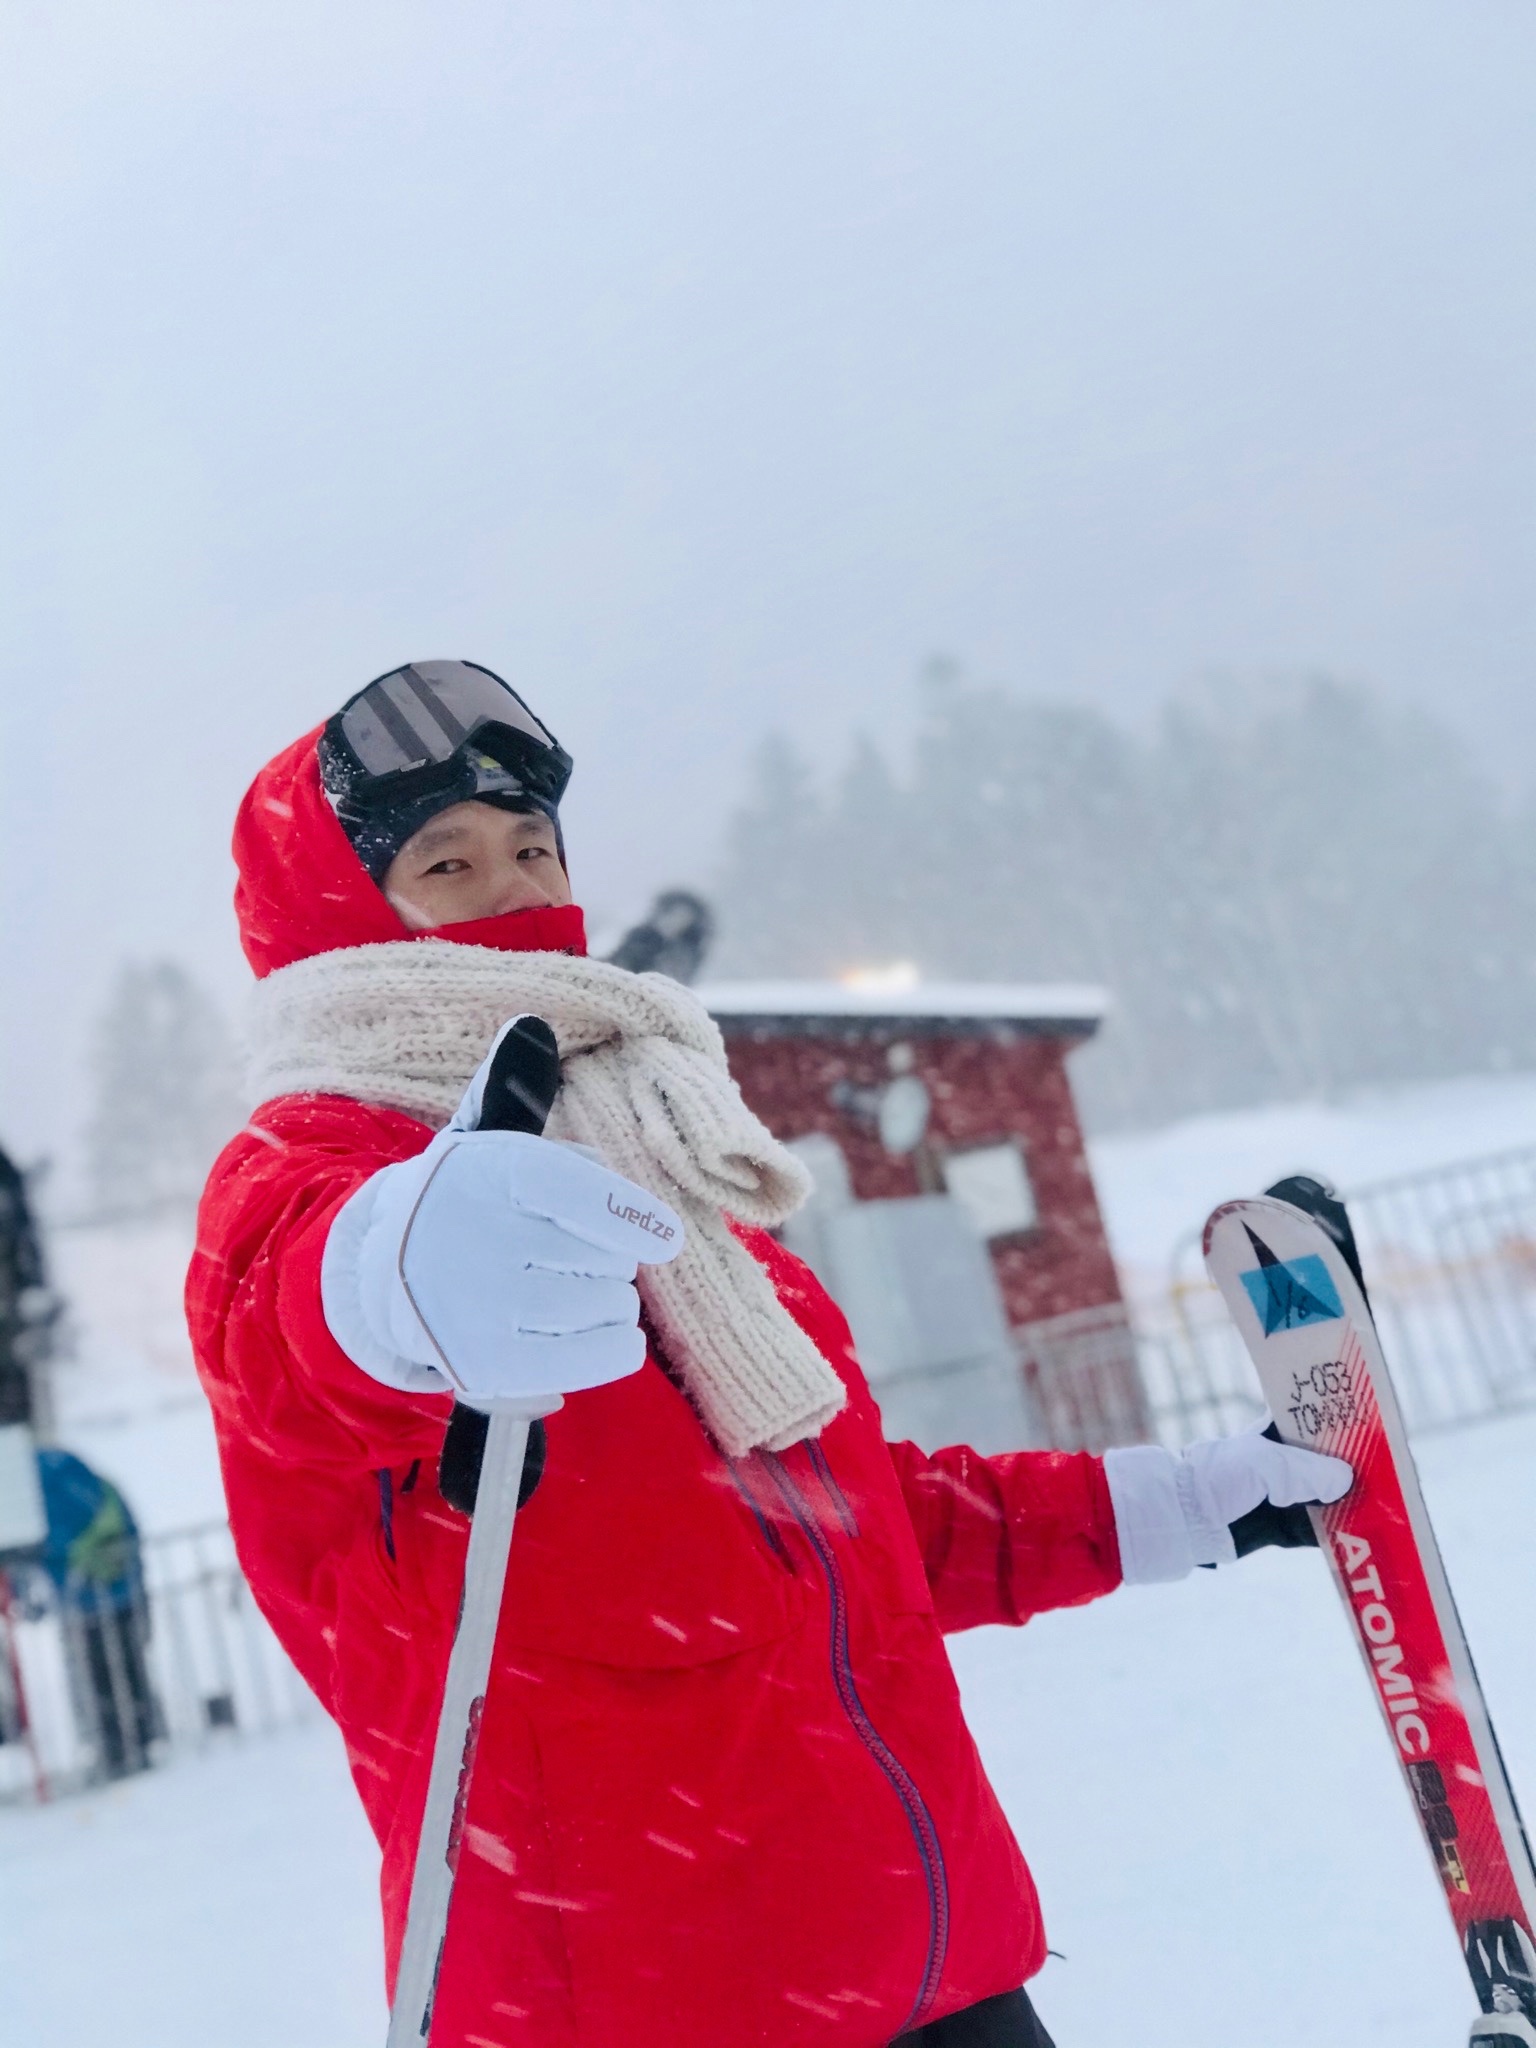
321;1067;684;1409
1104;1425;1352;1584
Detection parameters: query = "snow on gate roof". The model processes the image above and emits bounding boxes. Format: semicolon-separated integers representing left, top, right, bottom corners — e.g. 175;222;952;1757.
695;979;1109;1038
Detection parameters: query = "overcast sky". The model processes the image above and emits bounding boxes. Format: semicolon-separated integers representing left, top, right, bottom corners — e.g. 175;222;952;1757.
3;1;1534;1166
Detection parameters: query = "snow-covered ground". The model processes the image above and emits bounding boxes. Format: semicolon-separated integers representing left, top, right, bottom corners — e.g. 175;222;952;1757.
6;1410;1530;2047
9;1074;1536;2045
0;1716;387;2046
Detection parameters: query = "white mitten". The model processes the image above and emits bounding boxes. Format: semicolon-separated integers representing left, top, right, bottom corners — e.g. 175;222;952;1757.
322;1079;683;1409
1104;1425;1352;1584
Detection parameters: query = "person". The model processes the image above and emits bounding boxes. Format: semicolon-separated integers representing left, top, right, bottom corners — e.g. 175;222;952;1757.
0;1141;58;1430
34;1446;157;1778
605;888;714;983
187;660;1352;2048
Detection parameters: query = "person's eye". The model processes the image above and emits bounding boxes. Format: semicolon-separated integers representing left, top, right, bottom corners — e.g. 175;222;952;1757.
516;845;550;862
425;858;470;876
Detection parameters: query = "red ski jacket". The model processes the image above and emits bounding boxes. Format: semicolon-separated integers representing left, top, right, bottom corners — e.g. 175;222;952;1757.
187;731;1124;2047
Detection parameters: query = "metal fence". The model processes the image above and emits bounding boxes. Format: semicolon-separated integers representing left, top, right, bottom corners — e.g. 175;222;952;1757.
1346;1145;1536;1432
1013;1300;1152;1453
11;1145;1536;1795
0;1520;316;1803
1017;1144;1536;1454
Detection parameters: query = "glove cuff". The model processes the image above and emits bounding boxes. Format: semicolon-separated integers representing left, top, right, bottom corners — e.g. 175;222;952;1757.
1103;1445;1196;1584
321;1159;454;1395
1175;1450;1239;1568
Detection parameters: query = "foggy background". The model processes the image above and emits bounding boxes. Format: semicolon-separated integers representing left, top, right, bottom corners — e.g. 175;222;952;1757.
7;20;1536;2043
5;0;1535;1171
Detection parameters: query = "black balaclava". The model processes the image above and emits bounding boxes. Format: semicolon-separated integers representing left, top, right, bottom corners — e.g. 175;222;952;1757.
321;743;564;884
316;661;570;884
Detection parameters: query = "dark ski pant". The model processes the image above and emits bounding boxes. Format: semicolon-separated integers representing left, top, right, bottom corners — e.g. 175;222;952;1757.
80;1607;157;1778
893;1987;1056;2047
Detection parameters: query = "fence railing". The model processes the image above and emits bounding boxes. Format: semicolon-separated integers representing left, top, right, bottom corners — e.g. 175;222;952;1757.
0;1520;316;1803
1345;1145;1536;1432
1013;1300;1153;1453
1017;1144;1536;1454
12;1145;1536;1796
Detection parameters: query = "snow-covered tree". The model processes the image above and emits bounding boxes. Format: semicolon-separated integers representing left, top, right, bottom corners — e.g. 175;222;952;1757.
709;671;1536;1130
85;961;244;1218
712;732;828;973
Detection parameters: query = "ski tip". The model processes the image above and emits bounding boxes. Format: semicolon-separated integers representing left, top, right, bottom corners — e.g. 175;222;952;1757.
1201;1192;1332;1260
1201;1195;1274;1257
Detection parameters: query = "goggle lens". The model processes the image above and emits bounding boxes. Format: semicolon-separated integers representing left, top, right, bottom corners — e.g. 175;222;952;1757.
338;661;560;780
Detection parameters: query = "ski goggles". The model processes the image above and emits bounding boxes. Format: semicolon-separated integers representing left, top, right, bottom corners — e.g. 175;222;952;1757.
321;661;573;817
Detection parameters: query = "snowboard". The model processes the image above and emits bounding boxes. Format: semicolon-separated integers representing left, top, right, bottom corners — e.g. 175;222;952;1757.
1203;1193;1536;2046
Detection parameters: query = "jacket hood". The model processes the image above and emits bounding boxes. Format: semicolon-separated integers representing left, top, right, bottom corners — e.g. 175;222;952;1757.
233;726;587;978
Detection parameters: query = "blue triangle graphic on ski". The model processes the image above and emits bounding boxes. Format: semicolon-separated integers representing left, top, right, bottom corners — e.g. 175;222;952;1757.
1238;1224;1344;1334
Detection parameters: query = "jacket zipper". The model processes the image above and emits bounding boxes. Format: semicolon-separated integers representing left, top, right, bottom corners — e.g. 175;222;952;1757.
375;1467;396;1562
805;1438;860;1538
374;1460;422;1565
758;1452;950;2031
723;1459;799;1573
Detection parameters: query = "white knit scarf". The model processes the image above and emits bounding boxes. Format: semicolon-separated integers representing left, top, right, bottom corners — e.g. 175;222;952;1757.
245;941;846;1455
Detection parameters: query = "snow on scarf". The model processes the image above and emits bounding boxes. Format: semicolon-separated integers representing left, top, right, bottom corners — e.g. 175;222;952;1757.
244;941;845;1456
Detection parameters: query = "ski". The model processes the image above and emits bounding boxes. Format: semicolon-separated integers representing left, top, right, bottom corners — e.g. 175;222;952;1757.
1204;1190;1536;2047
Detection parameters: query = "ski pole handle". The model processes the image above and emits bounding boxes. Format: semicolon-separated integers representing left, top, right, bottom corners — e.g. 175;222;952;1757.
387;1016;561;2048
471;1014;564;1142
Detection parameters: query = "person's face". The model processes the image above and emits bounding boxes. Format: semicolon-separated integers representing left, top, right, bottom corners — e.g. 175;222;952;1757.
382;801;571;929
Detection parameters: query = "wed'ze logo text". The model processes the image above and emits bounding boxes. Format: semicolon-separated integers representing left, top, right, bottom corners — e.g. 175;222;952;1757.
607;1194;677;1243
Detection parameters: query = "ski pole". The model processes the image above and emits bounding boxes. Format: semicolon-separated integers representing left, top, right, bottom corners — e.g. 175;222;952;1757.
386;1015;563;2048
0;1568;50;1803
